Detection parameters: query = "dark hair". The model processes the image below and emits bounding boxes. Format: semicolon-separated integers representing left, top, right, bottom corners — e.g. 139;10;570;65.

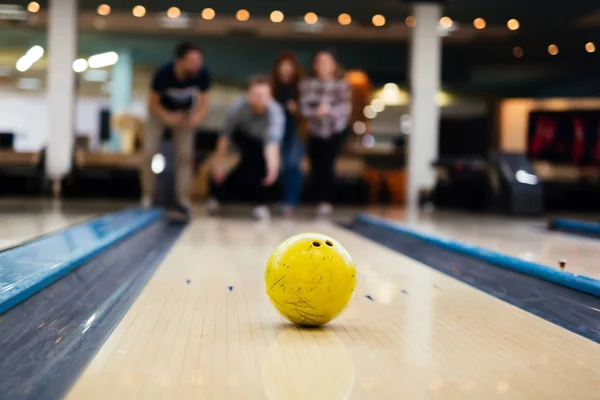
310;48;345;79
174;41;202;59
248;75;270;88
270;51;304;100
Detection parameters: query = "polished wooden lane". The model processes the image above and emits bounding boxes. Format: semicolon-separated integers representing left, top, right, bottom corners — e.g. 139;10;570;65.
374;208;600;281
0;200;101;251
67;217;600;400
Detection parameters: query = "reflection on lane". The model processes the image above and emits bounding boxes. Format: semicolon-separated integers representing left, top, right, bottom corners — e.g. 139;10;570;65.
262;326;355;400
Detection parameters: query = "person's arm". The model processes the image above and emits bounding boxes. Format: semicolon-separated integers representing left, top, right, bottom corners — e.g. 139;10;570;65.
189;92;209;124
299;79;319;118
213;135;229;165
212;100;242;183
148;70;172;122
189;68;212;127
262;143;279;186
262;103;285;185
328;79;352;122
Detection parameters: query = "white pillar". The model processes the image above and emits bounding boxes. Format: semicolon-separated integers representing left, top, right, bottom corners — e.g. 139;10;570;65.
107;49;133;152
45;0;77;181
407;3;442;211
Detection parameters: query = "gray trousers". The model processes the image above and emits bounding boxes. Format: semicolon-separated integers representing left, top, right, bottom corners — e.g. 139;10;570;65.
141;114;194;204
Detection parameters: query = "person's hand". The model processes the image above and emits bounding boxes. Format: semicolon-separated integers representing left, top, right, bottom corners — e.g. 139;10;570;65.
163;112;185;128
211;160;226;185
287;100;297;114
187;110;205;130
316;103;330;117
262;167;278;187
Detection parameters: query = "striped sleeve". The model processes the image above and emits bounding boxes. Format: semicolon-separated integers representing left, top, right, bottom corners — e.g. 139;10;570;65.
329;79;352;123
299;79;319;118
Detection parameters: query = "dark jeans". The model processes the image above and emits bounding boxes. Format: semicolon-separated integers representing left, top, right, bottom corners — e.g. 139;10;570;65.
280;123;304;208
308;132;345;203
210;130;269;205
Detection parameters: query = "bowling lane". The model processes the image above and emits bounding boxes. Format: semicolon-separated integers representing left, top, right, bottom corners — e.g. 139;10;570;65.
66;218;600;400
0;199;105;251
373;208;600;281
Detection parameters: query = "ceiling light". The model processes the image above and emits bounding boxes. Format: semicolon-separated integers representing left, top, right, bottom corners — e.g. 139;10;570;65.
372;14;385;27
507;18;519;31
338;13;351;26
270;10;284;23
436;91;452;106
405;16;416;27
548;44;559;56
363;105;377;119
132;5;146;17
15;45;44;72
585;42;596;53
439;16;453;29
371;98;385;113
236;9;249;22
201;8;215;20
167;7;181;18
16;58;32;72
26;45;44;60
353;121;366;135
473;17;486;29
362;134;375;148
88;51;119;68
97;4;110;16
304;12;318;25
513;46;524;58
27;1;39;13
72;58;88;73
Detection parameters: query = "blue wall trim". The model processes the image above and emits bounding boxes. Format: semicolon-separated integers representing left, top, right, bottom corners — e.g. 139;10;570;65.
0;208;163;315
550;218;600;237
357;213;600;297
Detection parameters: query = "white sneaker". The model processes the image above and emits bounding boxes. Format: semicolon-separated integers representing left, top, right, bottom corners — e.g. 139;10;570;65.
206;197;220;214
316;202;333;217
253;205;271;220
282;205;296;219
141;196;152;209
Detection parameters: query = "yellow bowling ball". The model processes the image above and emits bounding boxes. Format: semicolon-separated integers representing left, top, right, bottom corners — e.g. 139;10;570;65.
265;233;357;326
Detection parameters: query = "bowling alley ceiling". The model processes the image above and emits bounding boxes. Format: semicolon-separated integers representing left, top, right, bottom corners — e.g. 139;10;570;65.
2;0;600;97
7;0;600;27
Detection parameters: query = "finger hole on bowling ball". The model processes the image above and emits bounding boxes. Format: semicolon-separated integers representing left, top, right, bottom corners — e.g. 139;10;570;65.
325;240;334;247
312;241;321;247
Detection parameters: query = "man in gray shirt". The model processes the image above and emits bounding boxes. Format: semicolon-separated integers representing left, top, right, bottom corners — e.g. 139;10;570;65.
209;75;285;219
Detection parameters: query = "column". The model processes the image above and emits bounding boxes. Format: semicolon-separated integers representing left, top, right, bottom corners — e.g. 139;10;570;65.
407;3;442;211
107;49;133;152
46;0;77;188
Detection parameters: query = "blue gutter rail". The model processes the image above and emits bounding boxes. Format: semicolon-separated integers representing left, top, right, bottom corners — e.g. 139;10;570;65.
0;208;163;314
549;218;600;237
357;213;600;298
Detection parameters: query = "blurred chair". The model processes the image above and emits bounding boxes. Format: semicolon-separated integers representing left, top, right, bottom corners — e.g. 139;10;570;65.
112;113;143;154
363;168;406;204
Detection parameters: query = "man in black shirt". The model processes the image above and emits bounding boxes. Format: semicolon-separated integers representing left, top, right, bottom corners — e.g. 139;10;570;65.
141;41;211;216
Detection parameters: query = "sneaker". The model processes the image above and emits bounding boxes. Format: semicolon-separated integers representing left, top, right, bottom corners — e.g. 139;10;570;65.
175;202;192;218
141;196;152;209
253;205;271;220
282;205;296;219
206;197;220;214
316;202;333;217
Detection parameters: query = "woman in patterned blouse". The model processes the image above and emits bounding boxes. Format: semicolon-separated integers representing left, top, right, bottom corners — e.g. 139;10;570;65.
299;48;352;217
